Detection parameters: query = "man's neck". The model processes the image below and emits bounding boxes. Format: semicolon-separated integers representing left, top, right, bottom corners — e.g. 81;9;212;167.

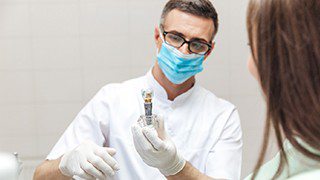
152;65;195;101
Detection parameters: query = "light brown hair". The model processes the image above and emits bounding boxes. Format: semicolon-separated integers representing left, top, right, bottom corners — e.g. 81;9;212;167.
247;0;320;179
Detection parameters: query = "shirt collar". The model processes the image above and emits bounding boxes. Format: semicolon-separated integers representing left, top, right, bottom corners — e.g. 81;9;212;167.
145;69;198;106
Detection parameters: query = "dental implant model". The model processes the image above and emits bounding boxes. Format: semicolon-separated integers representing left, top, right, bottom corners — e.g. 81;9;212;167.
138;89;157;127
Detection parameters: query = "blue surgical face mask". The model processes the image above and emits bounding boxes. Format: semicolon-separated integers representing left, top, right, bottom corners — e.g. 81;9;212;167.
157;35;205;84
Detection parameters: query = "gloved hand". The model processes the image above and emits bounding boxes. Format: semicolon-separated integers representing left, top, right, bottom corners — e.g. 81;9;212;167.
59;140;120;180
131;117;186;176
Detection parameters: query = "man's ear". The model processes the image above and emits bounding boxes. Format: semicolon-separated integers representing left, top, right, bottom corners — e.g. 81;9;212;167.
154;26;163;50
154;26;161;45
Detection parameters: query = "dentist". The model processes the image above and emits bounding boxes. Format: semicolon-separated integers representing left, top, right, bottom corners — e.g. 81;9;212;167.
34;0;242;179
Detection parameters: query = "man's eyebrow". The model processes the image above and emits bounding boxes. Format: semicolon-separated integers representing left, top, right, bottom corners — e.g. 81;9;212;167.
190;37;210;44
166;30;210;43
167;30;186;38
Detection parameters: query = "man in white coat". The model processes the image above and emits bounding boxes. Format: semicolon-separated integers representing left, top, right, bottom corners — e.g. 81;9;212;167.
34;0;242;179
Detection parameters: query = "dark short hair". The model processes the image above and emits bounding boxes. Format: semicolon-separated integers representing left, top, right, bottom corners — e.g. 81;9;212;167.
160;0;219;40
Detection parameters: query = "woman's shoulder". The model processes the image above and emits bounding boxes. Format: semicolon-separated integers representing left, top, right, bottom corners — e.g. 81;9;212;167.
287;169;320;180
244;138;320;180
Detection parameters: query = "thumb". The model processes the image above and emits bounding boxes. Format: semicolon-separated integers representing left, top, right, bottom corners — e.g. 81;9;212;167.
105;147;117;156
155;115;166;140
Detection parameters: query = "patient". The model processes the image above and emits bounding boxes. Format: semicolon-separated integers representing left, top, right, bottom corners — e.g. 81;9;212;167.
245;0;320;179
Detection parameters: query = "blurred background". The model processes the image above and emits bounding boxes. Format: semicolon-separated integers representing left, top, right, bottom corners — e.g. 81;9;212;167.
0;0;276;179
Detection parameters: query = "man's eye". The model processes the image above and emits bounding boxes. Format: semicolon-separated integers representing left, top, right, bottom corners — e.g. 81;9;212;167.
192;42;205;50
168;34;182;42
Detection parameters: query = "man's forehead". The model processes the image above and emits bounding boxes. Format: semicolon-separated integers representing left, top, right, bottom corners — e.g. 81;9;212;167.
162;9;214;41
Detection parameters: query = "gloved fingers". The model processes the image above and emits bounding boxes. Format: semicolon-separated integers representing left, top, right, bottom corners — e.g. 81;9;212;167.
142;127;165;151
77;152;105;180
132;133;144;154
87;153;116;177
131;123;155;151
75;168;96;180
155;116;166;140
80;158;106;180
95;147;120;171
156;115;165;130
105;147;117;156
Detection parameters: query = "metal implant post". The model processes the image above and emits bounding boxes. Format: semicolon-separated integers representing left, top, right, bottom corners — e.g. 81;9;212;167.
142;89;153;126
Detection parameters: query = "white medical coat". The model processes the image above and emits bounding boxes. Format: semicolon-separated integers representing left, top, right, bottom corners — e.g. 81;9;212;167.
47;71;242;180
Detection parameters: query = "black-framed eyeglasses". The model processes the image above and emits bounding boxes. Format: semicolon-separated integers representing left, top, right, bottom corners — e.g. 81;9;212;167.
162;30;212;55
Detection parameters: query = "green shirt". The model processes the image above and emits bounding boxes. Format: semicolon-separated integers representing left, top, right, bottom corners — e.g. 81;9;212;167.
244;139;320;180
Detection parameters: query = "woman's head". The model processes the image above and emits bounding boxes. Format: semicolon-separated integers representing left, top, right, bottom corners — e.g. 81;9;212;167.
247;0;320;178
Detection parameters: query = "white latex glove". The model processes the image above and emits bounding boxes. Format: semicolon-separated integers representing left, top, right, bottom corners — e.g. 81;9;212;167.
59;140;120;180
131;117;186;176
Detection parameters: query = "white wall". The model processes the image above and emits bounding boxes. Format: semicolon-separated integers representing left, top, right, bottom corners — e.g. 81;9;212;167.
0;0;273;179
